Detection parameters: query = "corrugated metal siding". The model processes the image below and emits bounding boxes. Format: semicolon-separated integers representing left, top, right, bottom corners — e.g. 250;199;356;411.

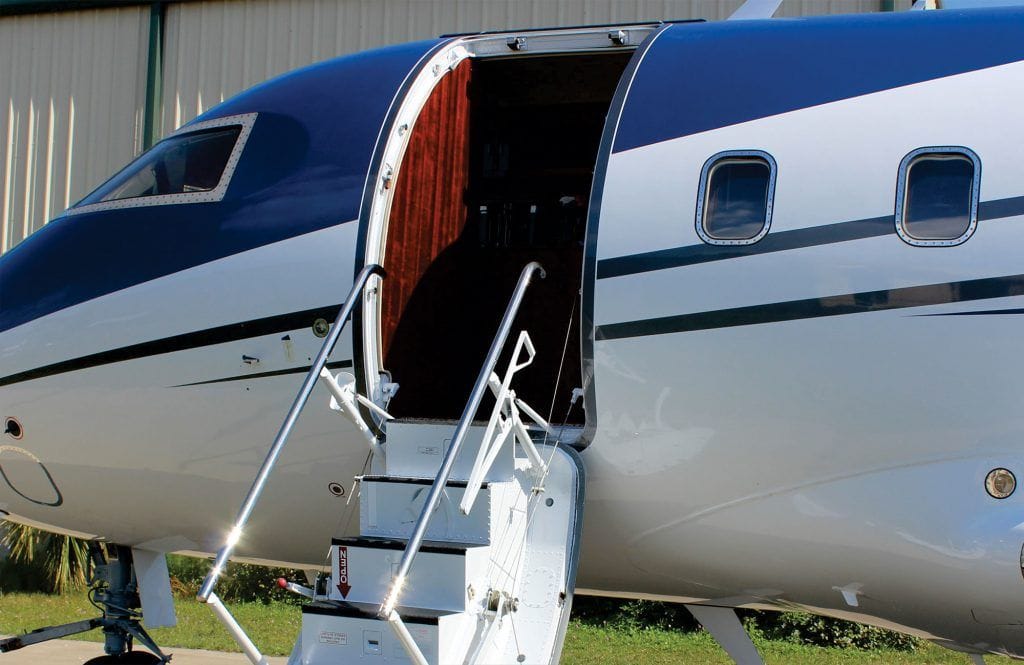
777;0;909;17
0;7;148;253
162;0;900;132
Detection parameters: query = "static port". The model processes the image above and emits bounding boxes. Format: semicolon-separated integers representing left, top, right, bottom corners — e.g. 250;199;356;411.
4;417;22;439
312;318;330;338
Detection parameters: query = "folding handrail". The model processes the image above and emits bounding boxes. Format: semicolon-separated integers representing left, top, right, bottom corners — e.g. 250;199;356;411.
377;261;545;631
198;263;384;605
459;329;550;516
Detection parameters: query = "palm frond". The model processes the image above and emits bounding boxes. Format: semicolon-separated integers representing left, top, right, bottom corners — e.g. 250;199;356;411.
1;522;91;593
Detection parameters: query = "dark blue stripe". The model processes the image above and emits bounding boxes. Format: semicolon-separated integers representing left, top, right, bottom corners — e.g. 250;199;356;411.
918;307;1024;317
614;9;1024;153
172;359;352;387
598;215;891;279
0;304;344;387
597;195;1024;280
0;39;441;336
596;273;1024;340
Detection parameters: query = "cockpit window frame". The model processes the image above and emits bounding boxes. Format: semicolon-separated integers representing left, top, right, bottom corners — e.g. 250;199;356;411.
695;149;777;246
894;145;981;247
67;112;257;216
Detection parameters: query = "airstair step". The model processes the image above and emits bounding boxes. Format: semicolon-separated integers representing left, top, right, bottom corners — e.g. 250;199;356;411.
299;600;473;664
328;536;488;611
360;475;490;488
385;420;513;482
333;535;480;554
359;475;516;545
294;433;585;663
301;599;451;625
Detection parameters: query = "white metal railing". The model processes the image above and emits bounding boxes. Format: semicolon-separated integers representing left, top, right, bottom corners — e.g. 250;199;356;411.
459;329;551;514
320;368;392;452
376;261;546;663
197;263;384;664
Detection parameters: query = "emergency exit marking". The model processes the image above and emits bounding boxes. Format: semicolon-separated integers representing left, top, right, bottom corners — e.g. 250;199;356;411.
337;545;352;598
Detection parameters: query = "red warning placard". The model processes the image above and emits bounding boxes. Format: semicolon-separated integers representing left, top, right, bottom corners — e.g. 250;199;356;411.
336;546;351;598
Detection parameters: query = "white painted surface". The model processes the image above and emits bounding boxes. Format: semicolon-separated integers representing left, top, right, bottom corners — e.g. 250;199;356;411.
359;480;493;545
133;548;178;629
328;542;488;612
298;443;581;664
385;421;512;482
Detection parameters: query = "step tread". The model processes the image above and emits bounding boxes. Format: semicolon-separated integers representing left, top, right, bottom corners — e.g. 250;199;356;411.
360;474;490;489
301;599;455;625
387;418;487;426
331;535;486;554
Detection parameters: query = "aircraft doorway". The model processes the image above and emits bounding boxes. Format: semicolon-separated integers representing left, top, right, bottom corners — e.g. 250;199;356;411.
370;50;632;425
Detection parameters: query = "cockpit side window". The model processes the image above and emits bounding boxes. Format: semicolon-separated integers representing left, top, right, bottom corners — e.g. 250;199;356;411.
99;128;239;201
69;112;256;215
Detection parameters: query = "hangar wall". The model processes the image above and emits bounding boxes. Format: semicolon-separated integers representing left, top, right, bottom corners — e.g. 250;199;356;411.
162;0;892;132
0;0;904;256
0;6;149;253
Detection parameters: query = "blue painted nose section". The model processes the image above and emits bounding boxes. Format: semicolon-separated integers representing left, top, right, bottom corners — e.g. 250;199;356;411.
0;38;443;336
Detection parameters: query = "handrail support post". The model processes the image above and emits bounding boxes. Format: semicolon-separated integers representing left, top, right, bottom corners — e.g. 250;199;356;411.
319;368;386;454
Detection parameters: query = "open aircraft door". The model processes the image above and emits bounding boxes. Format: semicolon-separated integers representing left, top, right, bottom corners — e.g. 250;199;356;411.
356;24;665;434
580;21;682;441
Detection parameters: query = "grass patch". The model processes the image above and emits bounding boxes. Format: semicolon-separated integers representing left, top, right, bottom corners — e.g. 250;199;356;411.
0;592;1015;663
0;592;300;656
563;624;1014;664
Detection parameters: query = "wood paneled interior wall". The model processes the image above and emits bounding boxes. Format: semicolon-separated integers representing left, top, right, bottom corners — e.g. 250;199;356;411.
381;59;474;418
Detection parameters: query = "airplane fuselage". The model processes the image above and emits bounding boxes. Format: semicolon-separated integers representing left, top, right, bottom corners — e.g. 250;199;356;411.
3;8;1024;658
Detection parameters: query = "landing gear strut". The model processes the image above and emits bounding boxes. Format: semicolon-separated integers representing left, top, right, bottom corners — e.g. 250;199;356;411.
0;542;170;664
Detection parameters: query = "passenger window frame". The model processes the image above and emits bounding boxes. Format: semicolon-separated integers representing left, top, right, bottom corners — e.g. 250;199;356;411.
695;149;777;246
894;146;981;247
68;112;257;216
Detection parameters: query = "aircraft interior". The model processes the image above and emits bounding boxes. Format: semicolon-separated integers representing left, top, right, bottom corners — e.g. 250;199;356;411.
378;51;632;424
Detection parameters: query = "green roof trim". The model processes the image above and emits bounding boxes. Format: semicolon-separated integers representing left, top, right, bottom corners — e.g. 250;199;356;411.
143;1;165;149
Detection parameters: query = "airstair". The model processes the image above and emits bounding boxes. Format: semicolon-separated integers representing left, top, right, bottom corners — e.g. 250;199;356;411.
198;261;585;665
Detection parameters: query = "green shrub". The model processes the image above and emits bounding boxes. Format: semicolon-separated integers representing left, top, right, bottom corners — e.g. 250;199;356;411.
743;610;919;651
571;597;698;632
570;597;919;651
166;554;307;605
0;547;306;606
0;554;51;593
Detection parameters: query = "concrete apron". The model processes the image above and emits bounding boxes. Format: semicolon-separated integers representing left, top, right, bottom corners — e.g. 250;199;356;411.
0;638;289;664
